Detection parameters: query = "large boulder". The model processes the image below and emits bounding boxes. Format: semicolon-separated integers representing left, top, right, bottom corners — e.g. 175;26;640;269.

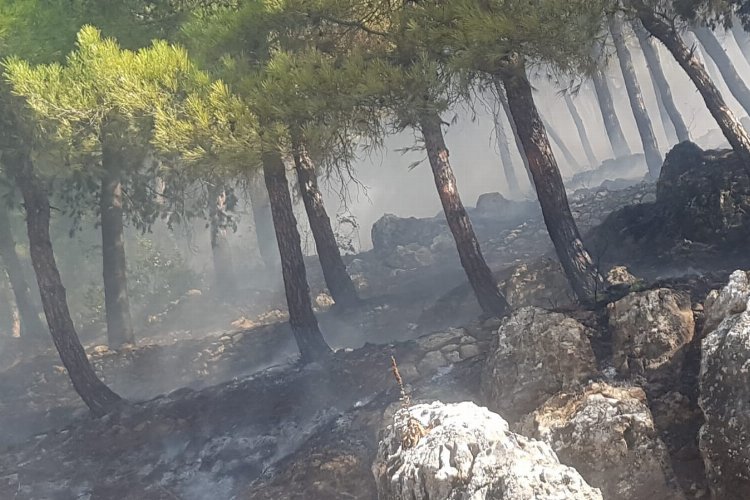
657;143;750;244
373;401;602;500
371;214;448;255
500;258;575;309
520;382;684;500
699;272;750;499
481;307;599;422
588;142;750;264
607;289;695;387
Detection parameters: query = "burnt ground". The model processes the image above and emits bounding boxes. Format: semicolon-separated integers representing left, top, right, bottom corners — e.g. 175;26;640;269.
0;178;748;499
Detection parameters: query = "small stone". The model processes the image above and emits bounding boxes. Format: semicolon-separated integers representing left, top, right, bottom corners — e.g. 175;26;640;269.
444;350;461;363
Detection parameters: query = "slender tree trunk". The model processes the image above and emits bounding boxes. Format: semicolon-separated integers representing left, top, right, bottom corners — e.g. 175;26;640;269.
498;58;605;304
261;148;332;362
541;116;583;173
732;23;750;61
692;26;750;117
208;184;237;297
636;5;750;164
493;76;535;190
0;201;46;341
100;141;134;347
418;112;511;317
492;98;521;195
12;153;121;415
610;14;663;178
634;21;691;143
564;93;599;167
0;272;21;338
248;171;279;269
590;46;633;159
290;132;360;308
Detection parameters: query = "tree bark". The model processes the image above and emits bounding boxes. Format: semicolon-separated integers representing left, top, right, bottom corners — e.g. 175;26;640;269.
208;184;237;297
247;171;279;269
100;141;134;347
0;200;46;341
12;153;121;415
636;5;750;164
492;98;521;195
290;132;360;308
692;26;750;117
419;112;511;317
590;45;633;159
499;58;605;304
564;93;599;168
609;14;663;178
541;115;583;173
261;148;332;362
634;21;691;143
493;76;535;190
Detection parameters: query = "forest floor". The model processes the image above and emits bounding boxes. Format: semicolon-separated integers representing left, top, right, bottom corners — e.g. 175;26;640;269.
0;174;747;499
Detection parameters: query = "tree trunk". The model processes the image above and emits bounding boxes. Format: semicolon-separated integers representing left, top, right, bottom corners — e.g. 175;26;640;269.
692;26;750;117
636;5;750;164
609;14;663;178
419;112;511;317
491;96;521;195
248;171;279;269
541;116;583;173
499;58;605;304
732;23;750;61
208;184;237;297
634;21;691;143
590;51;633;159
0;200;46;341
100;141;134;347
12;153;121;415
493;76;535;190
564;93;599;168
261;148;332;362
290;132;360;308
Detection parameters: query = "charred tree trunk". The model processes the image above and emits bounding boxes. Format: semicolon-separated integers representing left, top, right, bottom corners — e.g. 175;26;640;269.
261;148;332;362
491;98;521;194
636;5;750;164
499;58;605;304
541;116;583;173
591;61;633;158
564;93;599;168
208;184;237;297
248;171;279;270
0;201;45;341
609;14;663;178
634;21;691;143
12;153;121;415
692;26;750;117
419;112;510;317
493;76;535;190
290;132;360;308
100;141;134;347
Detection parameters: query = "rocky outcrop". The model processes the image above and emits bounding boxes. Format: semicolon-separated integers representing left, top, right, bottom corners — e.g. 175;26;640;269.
373;401;602;500
699;271;750;499
501;258;575;309
520;382;684;500
588;142;750;265
481;307;598;422
607;289;695;387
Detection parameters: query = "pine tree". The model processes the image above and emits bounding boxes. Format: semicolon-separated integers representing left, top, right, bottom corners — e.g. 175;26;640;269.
631;0;750;164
